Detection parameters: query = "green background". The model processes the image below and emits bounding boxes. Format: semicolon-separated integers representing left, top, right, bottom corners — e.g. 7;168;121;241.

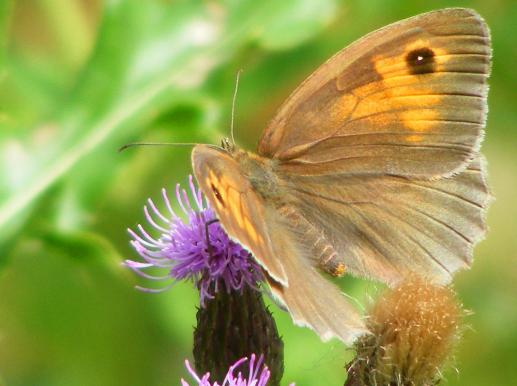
0;0;515;385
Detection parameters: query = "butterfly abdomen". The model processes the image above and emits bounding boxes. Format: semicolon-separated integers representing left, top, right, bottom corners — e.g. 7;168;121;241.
275;204;347;277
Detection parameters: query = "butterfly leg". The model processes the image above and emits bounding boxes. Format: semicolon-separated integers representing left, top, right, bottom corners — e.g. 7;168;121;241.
204;218;219;257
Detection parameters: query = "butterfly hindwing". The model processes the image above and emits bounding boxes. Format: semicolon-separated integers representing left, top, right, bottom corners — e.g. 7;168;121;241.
264;205;368;344
282;156;491;284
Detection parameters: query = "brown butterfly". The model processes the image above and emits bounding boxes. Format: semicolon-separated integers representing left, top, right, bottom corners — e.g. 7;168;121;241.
192;8;491;344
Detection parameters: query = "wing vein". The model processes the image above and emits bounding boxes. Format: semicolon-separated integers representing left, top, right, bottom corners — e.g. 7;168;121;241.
378;93;484;100
389;177;484;209
345;111;482;126
368;203;454;275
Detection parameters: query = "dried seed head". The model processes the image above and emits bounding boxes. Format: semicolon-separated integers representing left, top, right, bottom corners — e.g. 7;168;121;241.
349;277;464;386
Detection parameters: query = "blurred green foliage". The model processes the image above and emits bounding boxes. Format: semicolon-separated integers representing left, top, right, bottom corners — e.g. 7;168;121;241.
0;0;516;385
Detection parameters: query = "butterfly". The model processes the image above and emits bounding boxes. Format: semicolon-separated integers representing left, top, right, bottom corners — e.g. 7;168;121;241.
192;8;491;344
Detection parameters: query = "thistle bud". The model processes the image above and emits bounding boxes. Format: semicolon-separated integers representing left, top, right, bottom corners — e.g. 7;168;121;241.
194;286;284;385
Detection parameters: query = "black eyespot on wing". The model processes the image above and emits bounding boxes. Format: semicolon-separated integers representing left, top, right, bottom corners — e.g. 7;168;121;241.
406;48;436;75
211;183;225;207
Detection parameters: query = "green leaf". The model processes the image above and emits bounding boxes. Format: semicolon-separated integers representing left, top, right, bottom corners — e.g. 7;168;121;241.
0;0;338;254
39;228;123;272
254;0;337;49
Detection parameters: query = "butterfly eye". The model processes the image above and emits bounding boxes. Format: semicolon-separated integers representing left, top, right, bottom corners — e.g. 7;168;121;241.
406;47;435;75
210;183;225;207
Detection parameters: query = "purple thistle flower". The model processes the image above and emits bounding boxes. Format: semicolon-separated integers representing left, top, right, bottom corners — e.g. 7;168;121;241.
125;175;263;306
181;354;288;386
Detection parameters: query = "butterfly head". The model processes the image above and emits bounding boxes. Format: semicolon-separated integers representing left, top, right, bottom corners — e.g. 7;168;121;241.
221;137;235;153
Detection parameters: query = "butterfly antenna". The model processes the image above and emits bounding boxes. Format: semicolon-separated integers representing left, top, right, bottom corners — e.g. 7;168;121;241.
230;69;243;146
118;142;219;152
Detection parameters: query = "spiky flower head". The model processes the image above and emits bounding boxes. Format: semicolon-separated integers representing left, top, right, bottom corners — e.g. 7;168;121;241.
347;277;464;386
181;354;277;386
125;175;263;306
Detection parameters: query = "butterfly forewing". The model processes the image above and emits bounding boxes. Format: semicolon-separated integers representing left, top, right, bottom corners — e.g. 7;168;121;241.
259;8;490;179
191;145;288;286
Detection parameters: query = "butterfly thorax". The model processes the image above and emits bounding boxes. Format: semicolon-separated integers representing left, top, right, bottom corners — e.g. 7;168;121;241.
232;148;283;203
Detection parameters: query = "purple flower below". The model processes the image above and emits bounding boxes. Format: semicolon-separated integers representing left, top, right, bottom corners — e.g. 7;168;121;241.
125;175;263;306
181;354;280;386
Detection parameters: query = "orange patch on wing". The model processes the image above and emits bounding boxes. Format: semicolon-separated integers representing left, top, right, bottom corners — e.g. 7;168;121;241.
352;79;385;99
406;134;423;142
333;93;358;120
227;187;245;229
243;216;259;244
400;108;440;135
347;40;452;141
